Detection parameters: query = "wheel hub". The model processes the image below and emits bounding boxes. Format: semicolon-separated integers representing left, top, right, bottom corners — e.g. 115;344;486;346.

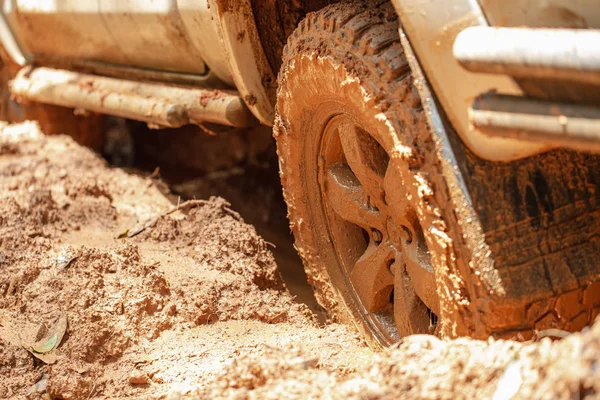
319;114;439;343
386;218;412;249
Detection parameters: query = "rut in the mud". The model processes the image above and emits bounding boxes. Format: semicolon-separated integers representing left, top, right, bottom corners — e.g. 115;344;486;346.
0;122;599;400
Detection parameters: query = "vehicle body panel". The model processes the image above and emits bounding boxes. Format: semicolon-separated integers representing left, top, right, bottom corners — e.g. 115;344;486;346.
391;0;551;161
1;0;234;83
479;0;600;29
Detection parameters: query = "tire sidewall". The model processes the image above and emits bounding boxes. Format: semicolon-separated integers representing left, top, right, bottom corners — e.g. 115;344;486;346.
276;54;409;346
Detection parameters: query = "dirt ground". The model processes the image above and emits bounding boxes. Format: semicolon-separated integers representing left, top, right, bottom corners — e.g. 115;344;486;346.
1;122;599;400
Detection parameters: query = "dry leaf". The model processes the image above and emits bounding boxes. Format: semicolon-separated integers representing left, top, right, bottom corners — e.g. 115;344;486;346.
28;373;48;395
31;351;59;364
32;333;58;353
26;312;68;364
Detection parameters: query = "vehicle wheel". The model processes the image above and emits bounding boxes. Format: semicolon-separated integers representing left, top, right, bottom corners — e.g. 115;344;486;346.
275;1;447;345
276;0;600;346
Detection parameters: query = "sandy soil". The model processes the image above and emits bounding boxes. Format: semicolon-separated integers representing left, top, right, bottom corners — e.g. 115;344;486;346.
0;122;599;400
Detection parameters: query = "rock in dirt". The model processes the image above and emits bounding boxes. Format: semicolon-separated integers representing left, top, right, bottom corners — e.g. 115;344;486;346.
128;371;150;385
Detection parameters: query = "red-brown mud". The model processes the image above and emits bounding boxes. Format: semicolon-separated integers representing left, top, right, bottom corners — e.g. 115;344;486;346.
0;122;598;399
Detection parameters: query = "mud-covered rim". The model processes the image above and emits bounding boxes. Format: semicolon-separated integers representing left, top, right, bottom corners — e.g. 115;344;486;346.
317;112;439;344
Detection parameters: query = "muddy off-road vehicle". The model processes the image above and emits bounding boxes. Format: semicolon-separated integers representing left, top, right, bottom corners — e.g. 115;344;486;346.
1;0;600;346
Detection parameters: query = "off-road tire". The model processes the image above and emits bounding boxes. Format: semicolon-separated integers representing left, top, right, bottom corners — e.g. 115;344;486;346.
275;1;456;346
275;0;600;345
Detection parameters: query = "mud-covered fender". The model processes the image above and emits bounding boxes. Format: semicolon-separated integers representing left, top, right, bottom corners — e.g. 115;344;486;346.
207;0;276;126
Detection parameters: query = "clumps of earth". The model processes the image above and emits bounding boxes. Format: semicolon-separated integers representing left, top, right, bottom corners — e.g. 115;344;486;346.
0;122;598;399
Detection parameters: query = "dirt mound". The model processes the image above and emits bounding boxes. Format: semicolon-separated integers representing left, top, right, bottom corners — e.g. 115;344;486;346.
201;323;600;400
0;122;598;400
0;122;316;399
141;198;283;290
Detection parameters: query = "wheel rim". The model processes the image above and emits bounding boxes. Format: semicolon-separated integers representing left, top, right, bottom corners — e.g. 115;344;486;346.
318;114;440;344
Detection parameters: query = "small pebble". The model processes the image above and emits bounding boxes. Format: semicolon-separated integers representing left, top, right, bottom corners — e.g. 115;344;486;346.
128;371;149;385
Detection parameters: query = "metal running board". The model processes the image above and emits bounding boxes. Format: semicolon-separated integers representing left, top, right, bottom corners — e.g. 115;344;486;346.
454;27;600;86
470;94;600;153
9;66;257;129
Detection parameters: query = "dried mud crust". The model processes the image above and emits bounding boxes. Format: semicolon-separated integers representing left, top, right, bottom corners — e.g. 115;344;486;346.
0;122;315;398
274;0;466;342
1;124;600;399
197;323;600;400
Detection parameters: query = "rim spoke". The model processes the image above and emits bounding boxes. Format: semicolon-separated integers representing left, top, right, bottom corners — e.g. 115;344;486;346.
382;160;412;227
338;122;388;210
350;240;395;312
393;259;431;336
384;161;440;317
325;163;385;232
321;115;441;341
403;245;440;316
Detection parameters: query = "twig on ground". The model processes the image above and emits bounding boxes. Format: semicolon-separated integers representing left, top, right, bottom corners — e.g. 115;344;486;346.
147;167;161;180
87;382;96;400
221;205;242;221
127;199;209;238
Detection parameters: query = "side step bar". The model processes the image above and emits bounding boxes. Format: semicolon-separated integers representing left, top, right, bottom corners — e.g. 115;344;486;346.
454;27;600;85
470;94;600;153
9;66;257;128
454;26;600;152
